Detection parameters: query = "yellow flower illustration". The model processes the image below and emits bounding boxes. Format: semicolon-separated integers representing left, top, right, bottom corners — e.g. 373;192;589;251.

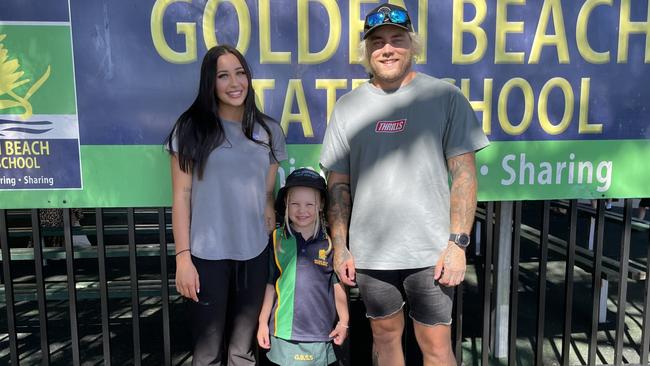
0;33;51;120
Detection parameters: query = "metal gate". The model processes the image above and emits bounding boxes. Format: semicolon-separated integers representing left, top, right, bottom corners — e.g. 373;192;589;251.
1;199;649;365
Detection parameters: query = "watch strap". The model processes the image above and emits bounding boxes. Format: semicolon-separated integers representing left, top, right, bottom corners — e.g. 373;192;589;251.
449;232;470;248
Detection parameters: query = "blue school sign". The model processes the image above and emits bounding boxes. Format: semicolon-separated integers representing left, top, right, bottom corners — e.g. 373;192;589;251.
0;0;649;207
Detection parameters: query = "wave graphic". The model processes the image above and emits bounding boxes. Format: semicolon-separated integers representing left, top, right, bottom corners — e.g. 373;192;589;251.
0;119;53;136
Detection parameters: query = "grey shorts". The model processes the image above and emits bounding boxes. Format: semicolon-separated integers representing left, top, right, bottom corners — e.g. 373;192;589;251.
356;266;454;326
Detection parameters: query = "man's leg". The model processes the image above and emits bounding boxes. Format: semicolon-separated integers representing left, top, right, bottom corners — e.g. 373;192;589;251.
403;266;456;366
369;310;406;366
413;322;455;366
356;269;406;366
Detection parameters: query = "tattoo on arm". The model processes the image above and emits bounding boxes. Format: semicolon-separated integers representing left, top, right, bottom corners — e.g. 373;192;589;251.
448;153;478;233
328;182;351;252
372;350;379;366
182;186;192;206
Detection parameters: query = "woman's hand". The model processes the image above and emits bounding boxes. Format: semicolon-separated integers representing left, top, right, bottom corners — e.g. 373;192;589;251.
175;253;200;302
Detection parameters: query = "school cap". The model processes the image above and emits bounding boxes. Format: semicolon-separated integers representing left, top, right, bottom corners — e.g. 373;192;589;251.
363;3;414;40
275;168;328;215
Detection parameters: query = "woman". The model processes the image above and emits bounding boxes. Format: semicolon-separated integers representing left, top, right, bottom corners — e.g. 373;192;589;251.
166;45;287;365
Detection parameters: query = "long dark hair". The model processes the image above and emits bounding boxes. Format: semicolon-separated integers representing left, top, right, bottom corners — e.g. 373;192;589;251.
166;45;276;179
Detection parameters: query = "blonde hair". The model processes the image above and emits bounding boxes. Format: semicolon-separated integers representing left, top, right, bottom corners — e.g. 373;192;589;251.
357;31;423;74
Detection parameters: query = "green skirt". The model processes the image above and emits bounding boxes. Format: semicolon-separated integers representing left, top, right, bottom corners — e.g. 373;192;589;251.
266;336;337;366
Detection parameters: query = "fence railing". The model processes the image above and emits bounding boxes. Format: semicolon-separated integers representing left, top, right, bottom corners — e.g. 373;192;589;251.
1;199;649;365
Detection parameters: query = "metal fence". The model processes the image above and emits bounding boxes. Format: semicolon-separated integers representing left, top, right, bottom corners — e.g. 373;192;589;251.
0;200;649;365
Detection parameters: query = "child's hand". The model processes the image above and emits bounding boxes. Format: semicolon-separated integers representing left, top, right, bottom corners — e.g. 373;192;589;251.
257;323;271;349
329;322;348;346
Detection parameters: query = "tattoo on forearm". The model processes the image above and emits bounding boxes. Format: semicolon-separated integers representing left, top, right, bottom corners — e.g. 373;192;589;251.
329;183;351;213
328;182;351;251
449;154;478;232
372;350;379;366
182;186;192;206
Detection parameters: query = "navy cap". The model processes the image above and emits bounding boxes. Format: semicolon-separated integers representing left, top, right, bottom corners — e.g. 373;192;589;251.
275;168;327;215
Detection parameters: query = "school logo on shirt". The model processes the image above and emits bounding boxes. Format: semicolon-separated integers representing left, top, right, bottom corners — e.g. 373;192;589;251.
252;129;269;143
313;248;329;267
375;119;407;133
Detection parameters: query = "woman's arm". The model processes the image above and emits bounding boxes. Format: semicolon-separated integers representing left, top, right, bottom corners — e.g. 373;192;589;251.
257;284;276;349
171;154;200;302
264;163;280;232
329;283;349;345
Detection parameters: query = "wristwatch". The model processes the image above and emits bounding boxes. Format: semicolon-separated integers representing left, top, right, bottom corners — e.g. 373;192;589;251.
449;233;471;249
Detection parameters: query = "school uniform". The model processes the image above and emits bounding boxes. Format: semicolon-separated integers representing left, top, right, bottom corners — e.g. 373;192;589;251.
266;228;338;366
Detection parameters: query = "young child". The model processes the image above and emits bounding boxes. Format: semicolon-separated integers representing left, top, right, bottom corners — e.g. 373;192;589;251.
257;168;349;366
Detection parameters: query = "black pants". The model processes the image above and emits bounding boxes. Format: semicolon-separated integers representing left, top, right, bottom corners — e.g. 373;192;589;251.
190;248;269;366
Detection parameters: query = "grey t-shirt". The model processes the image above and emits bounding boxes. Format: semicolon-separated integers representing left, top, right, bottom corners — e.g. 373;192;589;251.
170;118;287;260
320;73;489;270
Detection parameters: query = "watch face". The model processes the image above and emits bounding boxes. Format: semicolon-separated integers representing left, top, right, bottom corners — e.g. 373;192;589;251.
458;234;470;247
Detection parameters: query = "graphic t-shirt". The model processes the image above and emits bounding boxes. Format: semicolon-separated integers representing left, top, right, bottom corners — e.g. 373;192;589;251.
320;73;489;269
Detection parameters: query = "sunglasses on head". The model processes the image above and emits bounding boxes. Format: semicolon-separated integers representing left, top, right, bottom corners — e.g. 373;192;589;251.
366;7;409;28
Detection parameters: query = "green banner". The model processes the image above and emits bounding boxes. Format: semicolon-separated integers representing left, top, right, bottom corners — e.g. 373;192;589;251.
283;141;650;202
1;140;646;208
476;140;649;201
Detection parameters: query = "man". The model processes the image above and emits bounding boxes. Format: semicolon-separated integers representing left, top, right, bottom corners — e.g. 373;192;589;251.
319;3;489;366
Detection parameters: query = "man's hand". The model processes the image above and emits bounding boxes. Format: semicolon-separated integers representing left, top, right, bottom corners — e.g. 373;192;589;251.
434;243;466;286
334;246;356;286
